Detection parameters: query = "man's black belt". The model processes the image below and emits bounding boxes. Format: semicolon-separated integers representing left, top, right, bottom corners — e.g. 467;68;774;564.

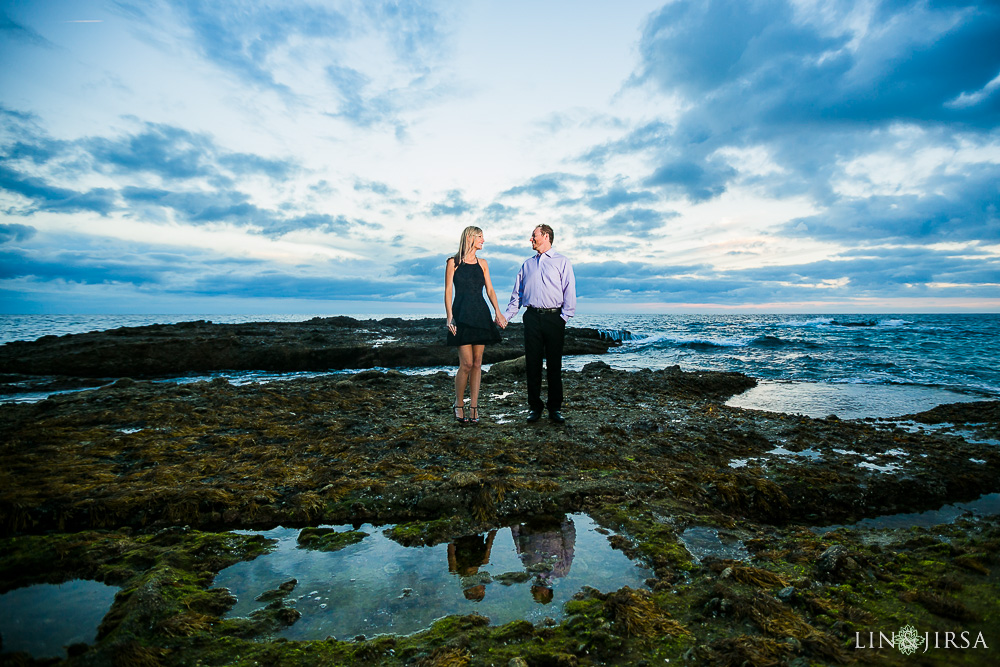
527;306;561;314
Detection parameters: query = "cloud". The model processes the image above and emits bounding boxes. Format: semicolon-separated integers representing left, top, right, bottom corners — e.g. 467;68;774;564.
480;202;519;222
1;114;334;235
354;178;399;197
155;0;451;133
0;107;66;166
353;178;411;209
579;121;673;166
84;123;217;181
3;114;296;191
1;10;52;47
636;0;1000;128
644;158;739;202
585;185;659;212
264;213;353;236
733;247;1000;295
0;246;176;285
0;223;36;243
190;270;435;301
611;0;1000;209
502;173;579;199
162;1;351;94
325;65;398;128
575;260;706;280
429;189;474;217
121;186;252;223
0;164;118;215
603;207;679;233
568;247;1000;304
394;255;445;278
782;163;1000;244
121;186;352;235
218;152;295;179
84;121;296;183
361;1;449;65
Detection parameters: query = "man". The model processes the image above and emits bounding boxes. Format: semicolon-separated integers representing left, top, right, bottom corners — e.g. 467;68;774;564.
503;224;576;423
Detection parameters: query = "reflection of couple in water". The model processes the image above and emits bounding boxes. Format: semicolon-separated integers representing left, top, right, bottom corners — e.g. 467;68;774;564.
512;516;576;604
447;530;497;601
447;516;576;604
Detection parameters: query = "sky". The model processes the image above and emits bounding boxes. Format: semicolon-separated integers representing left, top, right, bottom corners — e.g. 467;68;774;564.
1;0;998;315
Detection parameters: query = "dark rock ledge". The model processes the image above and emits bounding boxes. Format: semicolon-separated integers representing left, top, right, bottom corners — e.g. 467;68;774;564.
0;316;616;381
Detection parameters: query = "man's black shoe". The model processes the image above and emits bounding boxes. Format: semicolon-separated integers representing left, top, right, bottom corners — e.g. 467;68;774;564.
526;410;542;423
549;410;566;424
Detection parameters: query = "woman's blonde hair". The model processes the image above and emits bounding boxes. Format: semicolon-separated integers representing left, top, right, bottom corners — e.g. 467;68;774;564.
453;226;483;264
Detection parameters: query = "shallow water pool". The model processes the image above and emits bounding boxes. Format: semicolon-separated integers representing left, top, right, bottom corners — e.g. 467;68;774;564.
0;579;119;659
215;513;650;640
726;380;980;420
814;493;1000;534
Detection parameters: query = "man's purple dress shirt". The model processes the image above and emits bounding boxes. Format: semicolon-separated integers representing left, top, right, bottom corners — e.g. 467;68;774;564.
504;249;576;322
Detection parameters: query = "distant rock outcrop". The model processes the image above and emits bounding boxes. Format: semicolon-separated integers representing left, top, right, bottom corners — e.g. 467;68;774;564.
0;316;619;380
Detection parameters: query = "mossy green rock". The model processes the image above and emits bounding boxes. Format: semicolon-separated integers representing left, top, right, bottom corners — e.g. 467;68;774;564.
296;528;368;552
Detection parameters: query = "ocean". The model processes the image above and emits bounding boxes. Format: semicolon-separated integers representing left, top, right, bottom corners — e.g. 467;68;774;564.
1;313;997;419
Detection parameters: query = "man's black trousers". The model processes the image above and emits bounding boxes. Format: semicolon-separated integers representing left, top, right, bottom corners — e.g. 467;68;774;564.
523;308;565;412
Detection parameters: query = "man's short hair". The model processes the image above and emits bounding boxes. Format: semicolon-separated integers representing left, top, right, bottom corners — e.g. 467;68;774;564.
536;224;554;244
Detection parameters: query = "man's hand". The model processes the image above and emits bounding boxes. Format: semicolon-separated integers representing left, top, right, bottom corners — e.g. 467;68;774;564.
495;313;508;329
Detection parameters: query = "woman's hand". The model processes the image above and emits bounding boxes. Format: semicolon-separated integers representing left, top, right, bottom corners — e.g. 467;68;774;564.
447;319;457;335
495;313;507;329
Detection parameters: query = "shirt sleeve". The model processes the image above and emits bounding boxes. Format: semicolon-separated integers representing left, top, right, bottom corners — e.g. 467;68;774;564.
505;262;525;320
561;259;576;321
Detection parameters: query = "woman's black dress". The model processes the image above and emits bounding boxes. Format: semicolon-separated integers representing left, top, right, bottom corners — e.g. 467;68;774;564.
447;260;502;347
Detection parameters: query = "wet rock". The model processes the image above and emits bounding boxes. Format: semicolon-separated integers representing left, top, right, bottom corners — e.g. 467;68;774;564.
297;528;368;552
487;356;525;379
817;544;846;572
495;571;533;585
582;360;611;374
0;317;620;382
450;472;481;488
816;544;860;580
248;606;301;627
256;579;298;602
460;572;492;587
898;400;1000;425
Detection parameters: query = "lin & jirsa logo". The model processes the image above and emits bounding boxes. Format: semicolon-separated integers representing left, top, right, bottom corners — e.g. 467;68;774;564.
855;625;989;655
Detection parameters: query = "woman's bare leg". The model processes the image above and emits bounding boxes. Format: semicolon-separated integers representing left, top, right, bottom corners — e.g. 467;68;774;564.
469;344;485;415
455;345;475;416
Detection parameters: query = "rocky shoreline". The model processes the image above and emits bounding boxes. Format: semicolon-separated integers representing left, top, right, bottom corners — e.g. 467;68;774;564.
1;322;998;666
0;316;616;381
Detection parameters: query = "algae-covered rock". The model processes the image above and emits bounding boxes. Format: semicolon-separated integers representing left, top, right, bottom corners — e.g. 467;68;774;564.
1;343;999;666
296;528;368;552
384;517;464;547
255;578;298;602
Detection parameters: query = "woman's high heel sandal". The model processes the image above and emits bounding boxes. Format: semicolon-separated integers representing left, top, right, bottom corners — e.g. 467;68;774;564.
453;404;468;424
468;406;479;424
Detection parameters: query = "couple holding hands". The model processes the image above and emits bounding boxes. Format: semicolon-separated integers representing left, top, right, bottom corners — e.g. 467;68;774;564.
445;224;576;425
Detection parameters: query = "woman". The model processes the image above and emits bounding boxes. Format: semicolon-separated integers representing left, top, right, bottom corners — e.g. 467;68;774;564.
445;226;507;423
